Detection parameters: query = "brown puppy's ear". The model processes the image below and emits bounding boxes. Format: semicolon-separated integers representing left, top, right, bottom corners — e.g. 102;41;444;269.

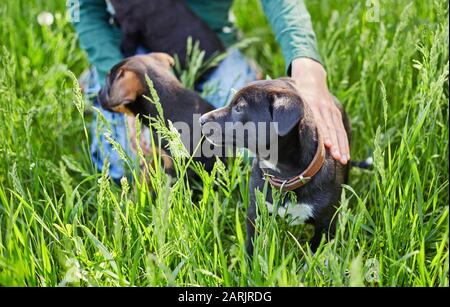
108;67;144;108
148;52;175;69
269;91;303;137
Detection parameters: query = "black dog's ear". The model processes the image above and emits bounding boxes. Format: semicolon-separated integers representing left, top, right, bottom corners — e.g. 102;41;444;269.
269;91;303;136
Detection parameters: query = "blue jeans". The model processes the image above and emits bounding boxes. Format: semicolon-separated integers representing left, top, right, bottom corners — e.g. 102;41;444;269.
87;49;258;182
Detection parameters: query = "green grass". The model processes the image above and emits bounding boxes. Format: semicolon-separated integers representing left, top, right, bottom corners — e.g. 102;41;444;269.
0;0;448;286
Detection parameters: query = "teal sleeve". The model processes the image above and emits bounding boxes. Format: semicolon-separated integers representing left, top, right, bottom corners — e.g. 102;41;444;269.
72;0;123;86
260;0;322;75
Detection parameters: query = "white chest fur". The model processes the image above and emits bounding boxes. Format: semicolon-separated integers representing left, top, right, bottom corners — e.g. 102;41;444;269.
265;202;314;225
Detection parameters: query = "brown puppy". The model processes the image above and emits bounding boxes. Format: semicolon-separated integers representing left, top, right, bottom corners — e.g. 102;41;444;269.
110;0;224;69
98;52;219;175
200;78;351;254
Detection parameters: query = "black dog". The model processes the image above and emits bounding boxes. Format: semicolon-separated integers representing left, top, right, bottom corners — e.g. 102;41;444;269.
98;52;218;174
110;0;224;68
199;78;351;254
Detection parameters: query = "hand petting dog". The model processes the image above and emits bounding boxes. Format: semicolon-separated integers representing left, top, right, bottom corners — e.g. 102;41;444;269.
291;58;350;165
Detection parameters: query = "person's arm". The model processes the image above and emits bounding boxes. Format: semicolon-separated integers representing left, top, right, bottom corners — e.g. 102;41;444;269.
73;0;151;155
260;0;320;74
72;0;123;86
261;0;350;164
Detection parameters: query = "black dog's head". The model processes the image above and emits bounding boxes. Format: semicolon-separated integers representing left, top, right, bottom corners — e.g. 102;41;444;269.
199;78;304;156
98;52;176;115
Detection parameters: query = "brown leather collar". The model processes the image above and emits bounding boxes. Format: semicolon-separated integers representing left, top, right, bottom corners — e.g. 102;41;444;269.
262;129;325;192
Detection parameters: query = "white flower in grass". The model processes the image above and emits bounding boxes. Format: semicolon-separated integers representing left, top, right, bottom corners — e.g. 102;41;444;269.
37;11;54;26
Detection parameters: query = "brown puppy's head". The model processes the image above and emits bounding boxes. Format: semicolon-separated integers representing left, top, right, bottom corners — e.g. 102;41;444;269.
98;52;175;114
199;78;304;155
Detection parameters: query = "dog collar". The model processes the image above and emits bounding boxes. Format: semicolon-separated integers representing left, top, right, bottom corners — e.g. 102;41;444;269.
263;130;325;192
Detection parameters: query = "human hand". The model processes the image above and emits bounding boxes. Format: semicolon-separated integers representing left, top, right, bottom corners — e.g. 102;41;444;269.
291;58;349;165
